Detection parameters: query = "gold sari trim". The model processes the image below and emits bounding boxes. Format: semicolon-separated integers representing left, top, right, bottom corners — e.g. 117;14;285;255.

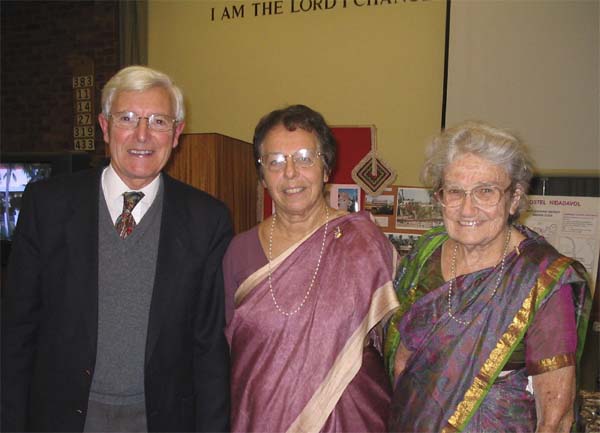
528;353;576;376
446;255;572;431
286;282;400;433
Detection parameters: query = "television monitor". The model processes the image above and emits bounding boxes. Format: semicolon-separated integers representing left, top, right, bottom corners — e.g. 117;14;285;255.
1;163;52;240
0;152;93;266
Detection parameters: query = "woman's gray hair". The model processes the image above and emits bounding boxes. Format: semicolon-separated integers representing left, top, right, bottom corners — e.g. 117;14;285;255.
101;65;185;122
421;120;534;220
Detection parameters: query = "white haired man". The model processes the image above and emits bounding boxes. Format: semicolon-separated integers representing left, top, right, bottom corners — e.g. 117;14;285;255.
1;66;232;432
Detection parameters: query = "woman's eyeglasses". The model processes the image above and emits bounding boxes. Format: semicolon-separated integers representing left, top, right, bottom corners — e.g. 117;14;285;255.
435;185;513;208
258;149;322;172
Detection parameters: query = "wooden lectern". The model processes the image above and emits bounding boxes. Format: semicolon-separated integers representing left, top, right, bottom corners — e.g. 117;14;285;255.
165;133;258;234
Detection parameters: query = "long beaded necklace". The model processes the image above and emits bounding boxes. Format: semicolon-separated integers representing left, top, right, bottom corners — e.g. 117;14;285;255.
267;206;329;317
447;226;512;326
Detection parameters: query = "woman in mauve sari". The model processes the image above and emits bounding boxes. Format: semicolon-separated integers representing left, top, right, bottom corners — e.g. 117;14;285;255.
223;104;399;433
385;121;591;433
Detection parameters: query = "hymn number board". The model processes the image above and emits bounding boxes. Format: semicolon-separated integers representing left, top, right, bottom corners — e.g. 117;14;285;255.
73;74;95;151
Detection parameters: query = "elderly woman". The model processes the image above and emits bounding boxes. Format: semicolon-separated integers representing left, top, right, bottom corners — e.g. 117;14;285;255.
224;104;399;432
385;121;591;433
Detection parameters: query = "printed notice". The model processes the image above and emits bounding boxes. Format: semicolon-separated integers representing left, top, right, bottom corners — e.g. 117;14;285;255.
521;195;600;293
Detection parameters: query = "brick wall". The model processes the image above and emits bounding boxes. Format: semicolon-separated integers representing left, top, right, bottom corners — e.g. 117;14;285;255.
1;0;120;157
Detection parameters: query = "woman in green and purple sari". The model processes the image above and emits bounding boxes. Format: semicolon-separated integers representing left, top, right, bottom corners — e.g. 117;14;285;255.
385;121;591;433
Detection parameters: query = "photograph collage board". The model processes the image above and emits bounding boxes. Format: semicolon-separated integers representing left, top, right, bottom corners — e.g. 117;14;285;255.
327;184;443;259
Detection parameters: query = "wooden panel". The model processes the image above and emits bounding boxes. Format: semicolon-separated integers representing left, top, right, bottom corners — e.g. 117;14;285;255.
166;133;217;193
165;133;257;234
218;135;258;234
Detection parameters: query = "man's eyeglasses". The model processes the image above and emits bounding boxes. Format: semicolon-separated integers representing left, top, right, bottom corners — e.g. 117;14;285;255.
258;149;322;172
109;111;177;132
435;185;513;208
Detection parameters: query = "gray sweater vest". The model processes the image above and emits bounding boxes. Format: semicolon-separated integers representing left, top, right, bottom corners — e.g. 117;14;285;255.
90;183;163;405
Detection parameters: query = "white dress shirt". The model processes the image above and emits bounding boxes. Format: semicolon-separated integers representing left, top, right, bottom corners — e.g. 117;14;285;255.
101;165;160;225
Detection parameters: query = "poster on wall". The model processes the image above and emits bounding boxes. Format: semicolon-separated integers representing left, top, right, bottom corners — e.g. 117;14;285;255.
520;195;599;293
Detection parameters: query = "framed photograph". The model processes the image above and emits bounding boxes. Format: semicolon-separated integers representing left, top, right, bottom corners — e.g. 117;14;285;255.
365;194;395;216
366;193;396;229
395;187;443;230
328;184;361;212
373;216;390;229
384;232;421;258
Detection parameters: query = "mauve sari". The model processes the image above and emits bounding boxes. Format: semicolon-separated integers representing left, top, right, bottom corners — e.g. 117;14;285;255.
385;225;591;433
224;211;400;433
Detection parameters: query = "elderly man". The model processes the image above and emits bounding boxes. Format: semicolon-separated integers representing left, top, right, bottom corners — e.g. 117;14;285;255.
1;66;232;432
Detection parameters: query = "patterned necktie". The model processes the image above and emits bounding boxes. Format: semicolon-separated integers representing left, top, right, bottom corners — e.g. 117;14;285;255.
115;191;145;239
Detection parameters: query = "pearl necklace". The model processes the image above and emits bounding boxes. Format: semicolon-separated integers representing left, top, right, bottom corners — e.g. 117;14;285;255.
267;206;329;317
447;226;512;326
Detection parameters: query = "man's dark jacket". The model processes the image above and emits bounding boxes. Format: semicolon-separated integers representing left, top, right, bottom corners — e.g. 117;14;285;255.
1;168;232;432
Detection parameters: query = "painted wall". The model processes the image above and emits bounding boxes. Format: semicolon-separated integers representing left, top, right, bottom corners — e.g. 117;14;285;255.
148;0;447;186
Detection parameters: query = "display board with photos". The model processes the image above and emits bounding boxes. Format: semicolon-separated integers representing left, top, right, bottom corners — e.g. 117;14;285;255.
365;185;443;259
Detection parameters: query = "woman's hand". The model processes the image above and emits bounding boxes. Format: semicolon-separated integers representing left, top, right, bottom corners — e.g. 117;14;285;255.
532;365;576;433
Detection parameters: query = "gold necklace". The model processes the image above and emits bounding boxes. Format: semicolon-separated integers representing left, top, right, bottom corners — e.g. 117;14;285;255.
267;207;329;317
447;226;512;326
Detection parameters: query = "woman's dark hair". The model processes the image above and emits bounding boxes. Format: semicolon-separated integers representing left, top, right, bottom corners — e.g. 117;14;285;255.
252;104;337;180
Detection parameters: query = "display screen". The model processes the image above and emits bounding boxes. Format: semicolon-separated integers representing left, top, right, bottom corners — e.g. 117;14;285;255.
1;163;52;240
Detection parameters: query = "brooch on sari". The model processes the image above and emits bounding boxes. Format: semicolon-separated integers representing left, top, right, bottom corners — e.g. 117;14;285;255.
334;226;343;239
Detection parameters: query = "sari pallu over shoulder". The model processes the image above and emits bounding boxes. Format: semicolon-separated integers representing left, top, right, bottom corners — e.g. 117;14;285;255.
385;225;591;433
227;212;400;433
384;226;448;381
